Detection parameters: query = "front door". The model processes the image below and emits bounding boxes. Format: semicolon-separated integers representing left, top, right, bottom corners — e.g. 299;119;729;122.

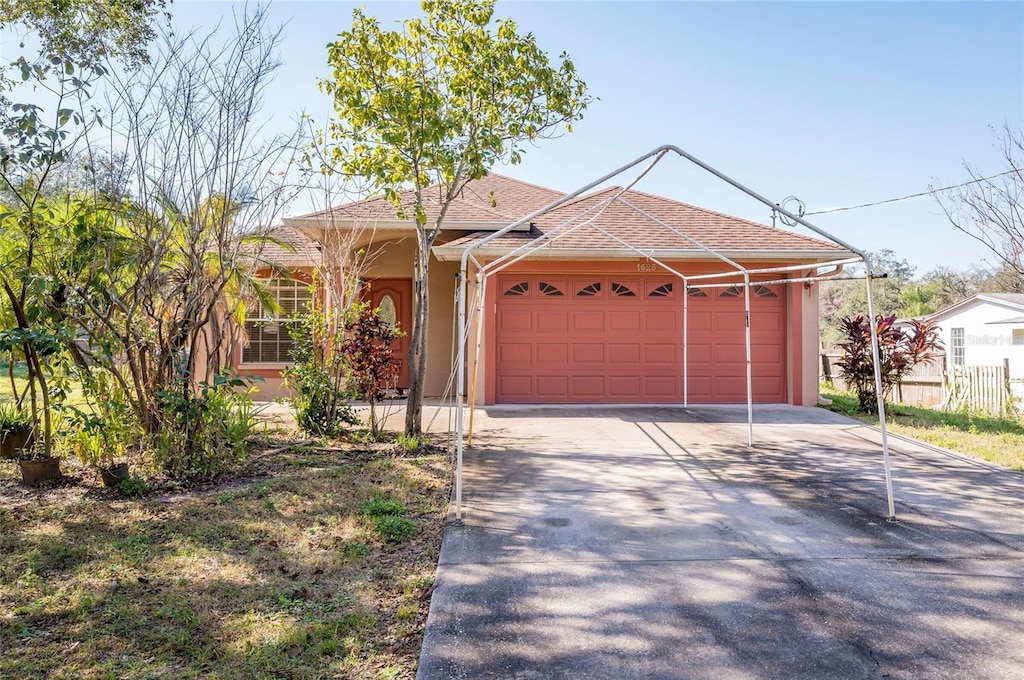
365;278;413;389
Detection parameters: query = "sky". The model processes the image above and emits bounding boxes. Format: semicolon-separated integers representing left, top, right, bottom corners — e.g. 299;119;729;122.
9;1;1024;277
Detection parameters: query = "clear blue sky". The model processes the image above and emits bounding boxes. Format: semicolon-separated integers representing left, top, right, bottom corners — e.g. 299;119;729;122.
21;2;1024;276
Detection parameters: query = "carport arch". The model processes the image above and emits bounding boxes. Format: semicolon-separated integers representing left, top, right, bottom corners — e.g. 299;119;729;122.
452;144;896;522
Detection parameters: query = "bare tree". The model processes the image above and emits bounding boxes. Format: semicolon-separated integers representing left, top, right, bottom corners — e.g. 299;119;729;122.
937;125;1024;281
63;8;304;433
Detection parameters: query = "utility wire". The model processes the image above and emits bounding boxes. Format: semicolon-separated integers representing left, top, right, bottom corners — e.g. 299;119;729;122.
804;169;1019;216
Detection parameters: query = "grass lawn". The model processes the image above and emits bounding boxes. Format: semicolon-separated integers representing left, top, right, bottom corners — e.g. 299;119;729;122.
0;434;452;679
821;387;1024;471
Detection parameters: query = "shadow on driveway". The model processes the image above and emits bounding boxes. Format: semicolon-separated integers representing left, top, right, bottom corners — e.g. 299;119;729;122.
417;405;1024;679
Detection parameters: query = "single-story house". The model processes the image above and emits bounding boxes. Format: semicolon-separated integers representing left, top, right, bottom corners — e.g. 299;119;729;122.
236;173;853;406
924;292;1024;400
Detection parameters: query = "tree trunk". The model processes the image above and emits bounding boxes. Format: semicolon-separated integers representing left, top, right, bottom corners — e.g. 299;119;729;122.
404;233;432;437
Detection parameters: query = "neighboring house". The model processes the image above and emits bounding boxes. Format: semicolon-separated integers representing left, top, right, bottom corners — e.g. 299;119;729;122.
237;173;853;406
924;293;1024;401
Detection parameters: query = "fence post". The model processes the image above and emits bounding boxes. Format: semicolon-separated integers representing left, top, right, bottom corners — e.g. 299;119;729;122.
1005;358;1012;415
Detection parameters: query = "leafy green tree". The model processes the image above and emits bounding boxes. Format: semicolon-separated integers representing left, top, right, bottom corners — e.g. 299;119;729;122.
820;249;915;348
317;0;592;435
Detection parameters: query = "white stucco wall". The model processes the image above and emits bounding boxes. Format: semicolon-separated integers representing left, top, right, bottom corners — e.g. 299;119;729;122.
932;299;1024;400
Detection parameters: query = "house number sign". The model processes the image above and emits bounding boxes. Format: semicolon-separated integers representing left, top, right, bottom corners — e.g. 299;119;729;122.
636;262;657;272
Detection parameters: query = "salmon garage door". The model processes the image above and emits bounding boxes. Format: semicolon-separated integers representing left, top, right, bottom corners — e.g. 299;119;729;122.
494;274;786;403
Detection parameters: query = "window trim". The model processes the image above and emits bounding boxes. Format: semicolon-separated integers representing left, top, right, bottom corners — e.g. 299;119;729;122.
950;327;965;367
241;277;313;365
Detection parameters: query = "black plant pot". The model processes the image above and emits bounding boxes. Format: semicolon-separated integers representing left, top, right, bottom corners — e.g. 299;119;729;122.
100;463;130;488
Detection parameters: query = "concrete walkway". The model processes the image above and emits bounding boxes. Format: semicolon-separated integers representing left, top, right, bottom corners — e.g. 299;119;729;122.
417;405;1024;679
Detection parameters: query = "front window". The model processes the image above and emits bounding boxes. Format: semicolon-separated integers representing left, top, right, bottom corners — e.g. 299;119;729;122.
950;327;965;366
242;278;313;363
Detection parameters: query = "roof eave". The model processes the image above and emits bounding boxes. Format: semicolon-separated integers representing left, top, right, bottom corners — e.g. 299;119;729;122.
282;216;530;232
431;245;855;263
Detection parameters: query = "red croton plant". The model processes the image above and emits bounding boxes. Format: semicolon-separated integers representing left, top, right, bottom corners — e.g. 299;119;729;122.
835;314;943;413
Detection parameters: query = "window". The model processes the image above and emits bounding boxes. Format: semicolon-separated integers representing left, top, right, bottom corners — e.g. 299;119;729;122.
504;281;529;296
539;282;564;296
1013;329;1024;346
242;278;313;363
687;286;707;298
611;282;636;297
576;282;601;297
648;283;673;298
950;327;965;366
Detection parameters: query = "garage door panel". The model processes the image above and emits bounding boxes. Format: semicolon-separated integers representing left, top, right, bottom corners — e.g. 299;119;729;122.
644;344;677;364
573;343;604;363
608;310;641;331
497;375;532;399
572;375;605;398
536;375;569;397
572;310;605;331
608;343;641;364
496;274;786;404
535;343;569;364
644;311;676;332
498;342;532;364
644;376;677;397
535;310;569;332
608;376;641;398
498;310;532;331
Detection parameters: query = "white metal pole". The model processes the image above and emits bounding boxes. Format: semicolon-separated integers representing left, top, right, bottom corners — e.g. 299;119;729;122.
454;270;468;521
743;273;754;447
865;272;897;520
683;279;689;408
467;273;487;446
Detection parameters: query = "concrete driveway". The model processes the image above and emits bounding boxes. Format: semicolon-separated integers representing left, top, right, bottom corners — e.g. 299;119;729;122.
416;405;1024;679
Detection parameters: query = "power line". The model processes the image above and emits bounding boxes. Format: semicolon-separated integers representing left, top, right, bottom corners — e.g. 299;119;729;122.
804;169;1019;216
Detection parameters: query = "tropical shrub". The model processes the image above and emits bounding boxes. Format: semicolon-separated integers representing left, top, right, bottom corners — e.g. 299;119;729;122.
284;299;359;437
835;314;943;413
340;302;402;440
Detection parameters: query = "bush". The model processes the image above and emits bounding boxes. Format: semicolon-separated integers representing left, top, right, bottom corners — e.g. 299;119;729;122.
835;314;942;413
152;372;262;481
284;299;359;437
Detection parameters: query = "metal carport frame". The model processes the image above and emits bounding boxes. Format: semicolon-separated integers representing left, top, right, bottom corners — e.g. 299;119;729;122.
451;144;897;522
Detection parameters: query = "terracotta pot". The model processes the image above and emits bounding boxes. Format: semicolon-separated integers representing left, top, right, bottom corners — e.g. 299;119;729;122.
19;457;62;486
100;463;130;487
1;430;32;460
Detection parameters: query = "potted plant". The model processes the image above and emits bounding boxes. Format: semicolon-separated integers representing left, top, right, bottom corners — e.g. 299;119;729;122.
65;406;132;487
0;402;33;460
16;437;62;486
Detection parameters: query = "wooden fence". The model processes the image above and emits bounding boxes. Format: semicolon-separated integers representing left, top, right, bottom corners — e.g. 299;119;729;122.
822;352;1015;415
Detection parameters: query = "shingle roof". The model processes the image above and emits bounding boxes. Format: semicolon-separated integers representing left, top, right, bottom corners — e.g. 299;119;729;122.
439;184;848;255
251;227;322;265
980;293;1024;307
292;173;563;224
292;172;848;257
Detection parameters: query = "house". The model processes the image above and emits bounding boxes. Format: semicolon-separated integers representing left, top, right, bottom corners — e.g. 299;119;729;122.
237;173;853;406
924;293;1024;401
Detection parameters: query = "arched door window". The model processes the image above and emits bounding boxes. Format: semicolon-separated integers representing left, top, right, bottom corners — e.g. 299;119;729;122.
378;294;397;330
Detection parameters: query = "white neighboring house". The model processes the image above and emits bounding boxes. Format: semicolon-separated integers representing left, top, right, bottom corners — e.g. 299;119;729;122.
925;293;1024;402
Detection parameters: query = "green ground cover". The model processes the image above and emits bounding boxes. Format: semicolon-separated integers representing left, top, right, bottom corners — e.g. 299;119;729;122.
821;388;1024;470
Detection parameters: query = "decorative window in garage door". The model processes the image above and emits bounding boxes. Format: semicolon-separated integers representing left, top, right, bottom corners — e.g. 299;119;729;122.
648;282;673;297
611;282;636;297
576;281;602;297
720;284;779;299
504;281;529;296
687;286;708;297
539;282;564;296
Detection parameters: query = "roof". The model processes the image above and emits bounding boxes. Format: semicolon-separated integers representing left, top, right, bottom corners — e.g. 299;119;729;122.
925;293;1024;323
289;173;563;227
248;227;322;266
434;184;850;261
285;172;851;262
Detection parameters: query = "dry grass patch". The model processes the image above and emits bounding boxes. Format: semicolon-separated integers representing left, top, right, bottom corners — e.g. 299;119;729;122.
0;436;451;679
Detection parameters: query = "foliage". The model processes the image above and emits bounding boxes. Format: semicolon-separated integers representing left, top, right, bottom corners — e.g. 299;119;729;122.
58;368;136;468
395;433;424;453
340;302;402;440
0;0;168;66
835;314;943;413
819;250;916;349
821;388;1024;471
362;492;416;545
318;0;591;436
0;400;32;433
151;373;262;482
284;289;359;437
0;444;451;678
